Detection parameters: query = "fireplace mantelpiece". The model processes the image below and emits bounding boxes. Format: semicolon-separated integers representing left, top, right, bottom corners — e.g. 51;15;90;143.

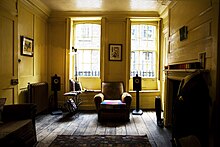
163;69;209;126
165;69;199;80
164;61;204;80
163;69;210;146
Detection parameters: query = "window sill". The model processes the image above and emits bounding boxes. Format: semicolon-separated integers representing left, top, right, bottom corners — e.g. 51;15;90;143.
83;89;101;93
129;89;160;93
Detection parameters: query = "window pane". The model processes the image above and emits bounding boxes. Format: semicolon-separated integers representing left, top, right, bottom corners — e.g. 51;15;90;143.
130;24;156;78
91;50;99;63
75;24;100;49
147;26;156;50
131;25;139;51
74;23;100;77
83;50;91;64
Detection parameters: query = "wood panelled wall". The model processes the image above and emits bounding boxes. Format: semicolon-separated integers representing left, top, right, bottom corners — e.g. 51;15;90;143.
47;19;67;102
169;1;213;65
160;0;219;146
167;0;219;103
0;0;18;104
104;19;127;82
18;0;48;103
0;0;48;104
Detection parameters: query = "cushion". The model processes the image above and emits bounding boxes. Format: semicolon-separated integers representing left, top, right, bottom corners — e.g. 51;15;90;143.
0;119;32;139
102;82;124;100
100;100;126;109
0;98;6;124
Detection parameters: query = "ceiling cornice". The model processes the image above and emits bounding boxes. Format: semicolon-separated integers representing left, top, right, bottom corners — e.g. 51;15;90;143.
24;0;51;16
48;11;160;19
158;0;172;5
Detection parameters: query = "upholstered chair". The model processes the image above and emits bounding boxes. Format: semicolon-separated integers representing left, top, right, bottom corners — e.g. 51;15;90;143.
94;82;132;122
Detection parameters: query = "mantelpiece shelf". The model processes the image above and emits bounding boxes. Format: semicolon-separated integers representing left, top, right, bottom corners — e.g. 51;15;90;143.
164;69;199;72
167;62;201;70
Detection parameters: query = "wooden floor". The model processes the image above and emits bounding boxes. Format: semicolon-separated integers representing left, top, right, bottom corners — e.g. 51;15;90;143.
35;111;172;147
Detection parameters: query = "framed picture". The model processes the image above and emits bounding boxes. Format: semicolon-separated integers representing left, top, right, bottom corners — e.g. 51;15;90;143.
179;26;188;41
21;36;34;57
109;44;122;61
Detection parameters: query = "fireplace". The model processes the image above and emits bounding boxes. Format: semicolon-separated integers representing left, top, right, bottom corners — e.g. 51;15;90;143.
164;70;193;127
164;69;210;146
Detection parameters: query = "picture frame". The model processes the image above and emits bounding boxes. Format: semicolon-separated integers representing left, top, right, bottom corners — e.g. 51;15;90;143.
109;44;122;61
21;36;34;57
179;26;188;41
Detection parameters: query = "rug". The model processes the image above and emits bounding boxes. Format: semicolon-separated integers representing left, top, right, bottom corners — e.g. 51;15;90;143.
49;135;152;147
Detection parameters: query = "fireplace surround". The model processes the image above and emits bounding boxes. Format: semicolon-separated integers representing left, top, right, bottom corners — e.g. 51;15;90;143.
164;69;210;146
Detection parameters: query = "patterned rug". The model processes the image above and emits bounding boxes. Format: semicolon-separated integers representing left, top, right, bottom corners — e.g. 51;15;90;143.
49;135;152;147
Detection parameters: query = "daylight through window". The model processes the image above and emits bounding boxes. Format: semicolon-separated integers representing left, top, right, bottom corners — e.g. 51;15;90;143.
73;23;101;77
130;24;157;78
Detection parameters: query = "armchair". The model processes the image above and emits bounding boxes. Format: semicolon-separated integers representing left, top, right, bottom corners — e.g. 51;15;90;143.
0;103;37;146
94;82;132;122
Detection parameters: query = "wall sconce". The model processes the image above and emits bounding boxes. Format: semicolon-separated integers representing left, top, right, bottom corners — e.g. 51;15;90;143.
70;47;78;81
70;46;77;56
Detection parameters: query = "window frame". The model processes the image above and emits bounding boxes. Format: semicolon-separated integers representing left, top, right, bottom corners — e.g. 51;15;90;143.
129;20;159;91
69;19;102;90
72;21;101;78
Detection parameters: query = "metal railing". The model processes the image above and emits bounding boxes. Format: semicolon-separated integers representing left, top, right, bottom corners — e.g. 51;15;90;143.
76;71;100;77
130;71;155;78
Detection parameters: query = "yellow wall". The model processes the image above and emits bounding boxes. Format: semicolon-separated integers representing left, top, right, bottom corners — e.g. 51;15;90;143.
104;19;127;83
0;1;163;110
159;7;169;112
0;0;48;104
47;18;67;103
47;13;162;110
0;0;18;104
2;1;218;116
1;0;219;145
18;0;48;103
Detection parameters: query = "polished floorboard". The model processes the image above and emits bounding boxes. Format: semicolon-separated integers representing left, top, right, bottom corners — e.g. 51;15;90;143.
35;111;172;147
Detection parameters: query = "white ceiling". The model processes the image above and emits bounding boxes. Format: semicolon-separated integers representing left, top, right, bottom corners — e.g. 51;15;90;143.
39;0;168;12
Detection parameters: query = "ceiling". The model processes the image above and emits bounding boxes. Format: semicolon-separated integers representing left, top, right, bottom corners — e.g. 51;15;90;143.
39;0;169;12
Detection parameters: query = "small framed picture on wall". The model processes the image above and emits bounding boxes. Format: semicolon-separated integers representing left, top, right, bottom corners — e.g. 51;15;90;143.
109;44;122;61
20;36;34;57
179;26;188;41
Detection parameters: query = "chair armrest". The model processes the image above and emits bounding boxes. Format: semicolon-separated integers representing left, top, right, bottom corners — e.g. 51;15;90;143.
94;93;104;111
2;103;37;122
121;92;132;108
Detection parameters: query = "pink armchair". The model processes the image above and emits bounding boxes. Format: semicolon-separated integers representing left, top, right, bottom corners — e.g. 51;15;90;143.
94;82;132;122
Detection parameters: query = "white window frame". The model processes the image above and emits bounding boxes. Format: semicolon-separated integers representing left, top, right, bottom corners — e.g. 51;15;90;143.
69;19;102;90
129;21;159;90
72;21;101;78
